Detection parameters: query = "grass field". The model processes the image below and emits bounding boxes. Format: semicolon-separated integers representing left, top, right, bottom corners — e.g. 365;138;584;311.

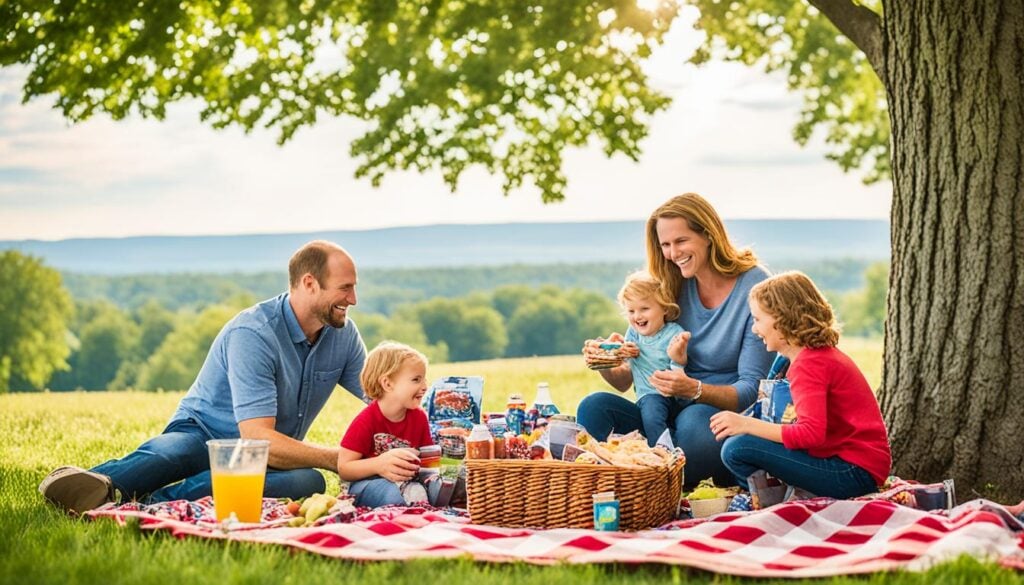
3;343;1022;583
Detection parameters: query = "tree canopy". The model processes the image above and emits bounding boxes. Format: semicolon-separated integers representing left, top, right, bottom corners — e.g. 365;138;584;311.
1;0;886;203
0;251;73;392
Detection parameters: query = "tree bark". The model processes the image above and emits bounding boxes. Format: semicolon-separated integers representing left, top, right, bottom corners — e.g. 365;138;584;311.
878;0;1024;500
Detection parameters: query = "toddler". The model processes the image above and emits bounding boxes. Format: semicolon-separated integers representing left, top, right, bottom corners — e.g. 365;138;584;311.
609;271;691;446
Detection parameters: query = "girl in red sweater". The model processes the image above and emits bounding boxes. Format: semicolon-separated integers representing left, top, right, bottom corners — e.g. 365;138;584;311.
711;271;891;499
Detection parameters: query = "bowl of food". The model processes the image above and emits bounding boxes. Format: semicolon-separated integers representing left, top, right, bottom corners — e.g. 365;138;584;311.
686;479;736;518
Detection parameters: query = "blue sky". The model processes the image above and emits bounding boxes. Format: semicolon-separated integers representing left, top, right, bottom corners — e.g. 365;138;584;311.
0;9;892;241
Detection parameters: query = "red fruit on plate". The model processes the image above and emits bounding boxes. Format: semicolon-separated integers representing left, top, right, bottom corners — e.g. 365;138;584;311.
286;500;301;516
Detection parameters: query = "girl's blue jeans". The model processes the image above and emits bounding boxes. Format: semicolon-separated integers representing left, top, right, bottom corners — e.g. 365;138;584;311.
720;434;878;499
91;418;326;503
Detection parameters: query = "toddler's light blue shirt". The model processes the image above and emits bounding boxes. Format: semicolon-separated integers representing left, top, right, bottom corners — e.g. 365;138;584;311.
626;322;685;400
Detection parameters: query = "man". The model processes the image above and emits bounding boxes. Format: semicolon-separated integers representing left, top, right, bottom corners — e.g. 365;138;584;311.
39;240;368;514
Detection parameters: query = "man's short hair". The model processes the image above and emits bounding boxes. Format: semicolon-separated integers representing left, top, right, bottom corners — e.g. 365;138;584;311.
288;240;345;289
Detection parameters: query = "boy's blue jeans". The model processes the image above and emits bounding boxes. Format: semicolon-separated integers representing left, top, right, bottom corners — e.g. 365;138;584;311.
348;476;443;508
577;391;733;488
91;418;326;503
720;434;878;499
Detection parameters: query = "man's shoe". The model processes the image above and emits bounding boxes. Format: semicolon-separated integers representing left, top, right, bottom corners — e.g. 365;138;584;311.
39;466;115;515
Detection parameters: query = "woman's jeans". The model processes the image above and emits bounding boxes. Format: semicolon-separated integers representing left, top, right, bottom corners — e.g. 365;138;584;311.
91;418;326;503
348;476;443;508
577;391;732;488
720;435;878;499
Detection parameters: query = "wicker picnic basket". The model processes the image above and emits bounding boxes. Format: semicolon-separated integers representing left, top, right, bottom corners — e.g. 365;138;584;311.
465;457;685;531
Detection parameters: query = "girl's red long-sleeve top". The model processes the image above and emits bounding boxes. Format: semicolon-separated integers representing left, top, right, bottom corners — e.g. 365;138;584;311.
780;346;892;485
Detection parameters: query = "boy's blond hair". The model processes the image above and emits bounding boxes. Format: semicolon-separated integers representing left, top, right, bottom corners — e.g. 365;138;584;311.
750;271;840;348
617;271;681;322
360;341;428;400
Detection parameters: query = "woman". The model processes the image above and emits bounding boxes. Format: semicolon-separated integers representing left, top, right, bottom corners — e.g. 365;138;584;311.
579;193;774;486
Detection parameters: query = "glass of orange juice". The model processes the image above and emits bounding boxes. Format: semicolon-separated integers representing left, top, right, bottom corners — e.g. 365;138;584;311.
207;439;270;523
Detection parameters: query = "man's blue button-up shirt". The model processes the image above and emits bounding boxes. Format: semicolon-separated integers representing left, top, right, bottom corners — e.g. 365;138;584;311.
170;293;367;440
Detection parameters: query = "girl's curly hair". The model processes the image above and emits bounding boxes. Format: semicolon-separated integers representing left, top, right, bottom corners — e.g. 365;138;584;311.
750;271;840;348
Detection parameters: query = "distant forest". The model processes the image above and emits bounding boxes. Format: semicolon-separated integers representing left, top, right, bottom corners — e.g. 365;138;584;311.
62;258;877;315
2;258;885;392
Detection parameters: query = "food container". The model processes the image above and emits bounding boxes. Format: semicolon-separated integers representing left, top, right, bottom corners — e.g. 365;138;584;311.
592;491;620;531
418;445;442;469
548;419;580;460
465;424;494;459
689;496;732;518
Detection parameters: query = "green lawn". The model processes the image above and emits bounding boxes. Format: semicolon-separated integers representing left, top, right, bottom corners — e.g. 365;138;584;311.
3;345;1022;583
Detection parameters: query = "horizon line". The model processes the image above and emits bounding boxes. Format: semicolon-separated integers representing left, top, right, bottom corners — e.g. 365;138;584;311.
0;217;890;244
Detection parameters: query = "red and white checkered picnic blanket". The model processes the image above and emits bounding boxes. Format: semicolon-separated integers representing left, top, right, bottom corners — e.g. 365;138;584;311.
87;496;1024;577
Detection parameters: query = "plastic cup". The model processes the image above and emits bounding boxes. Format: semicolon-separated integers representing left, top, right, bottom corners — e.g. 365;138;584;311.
593;491;620;531
915;486;947;510
207;439;270;522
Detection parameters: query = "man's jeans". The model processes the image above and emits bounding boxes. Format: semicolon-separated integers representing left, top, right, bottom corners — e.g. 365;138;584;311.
577;391;733;487
347;476;442;508
720;434;878;499
91;418;325;503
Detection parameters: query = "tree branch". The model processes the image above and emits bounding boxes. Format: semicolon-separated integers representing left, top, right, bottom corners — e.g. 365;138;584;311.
807;0;885;83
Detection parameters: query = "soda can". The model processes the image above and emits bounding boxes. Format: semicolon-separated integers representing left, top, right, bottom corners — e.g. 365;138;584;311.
506;407;524;436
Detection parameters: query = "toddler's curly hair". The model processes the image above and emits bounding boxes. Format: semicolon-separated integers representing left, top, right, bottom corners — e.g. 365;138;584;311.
360;341;428;400
617;271;681;322
750;271;840;348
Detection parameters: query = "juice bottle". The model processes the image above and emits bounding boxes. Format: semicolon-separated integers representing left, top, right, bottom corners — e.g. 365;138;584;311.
465;424;494;459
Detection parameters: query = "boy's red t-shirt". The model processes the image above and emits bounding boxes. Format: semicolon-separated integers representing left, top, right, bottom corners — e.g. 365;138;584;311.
780;346;892;485
340;400;433;458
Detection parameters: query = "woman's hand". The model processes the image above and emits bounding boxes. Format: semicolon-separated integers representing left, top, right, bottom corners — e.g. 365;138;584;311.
649;368;700;399
376;448;420;482
709;411;750;441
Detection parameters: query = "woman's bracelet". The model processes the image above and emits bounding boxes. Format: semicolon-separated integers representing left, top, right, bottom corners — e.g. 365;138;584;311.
693;379;703;402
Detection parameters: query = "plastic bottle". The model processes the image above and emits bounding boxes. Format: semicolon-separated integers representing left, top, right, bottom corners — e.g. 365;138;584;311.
506;394;526;435
533;382;560;418
465;424;494;459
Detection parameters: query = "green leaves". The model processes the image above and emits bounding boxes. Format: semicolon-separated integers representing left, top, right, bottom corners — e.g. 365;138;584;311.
3;0;891;199
3;0;676;202
684;0;889;183
0;251;73;392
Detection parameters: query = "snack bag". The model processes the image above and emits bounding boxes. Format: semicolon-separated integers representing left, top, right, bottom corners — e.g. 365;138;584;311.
750;354;795;424
421;376;484;441
747;470;787;510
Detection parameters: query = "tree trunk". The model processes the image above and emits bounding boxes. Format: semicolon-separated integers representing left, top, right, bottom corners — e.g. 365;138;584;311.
878;0;1024;500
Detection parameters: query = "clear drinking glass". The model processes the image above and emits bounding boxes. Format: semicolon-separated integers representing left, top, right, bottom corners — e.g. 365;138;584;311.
207;439;270;522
